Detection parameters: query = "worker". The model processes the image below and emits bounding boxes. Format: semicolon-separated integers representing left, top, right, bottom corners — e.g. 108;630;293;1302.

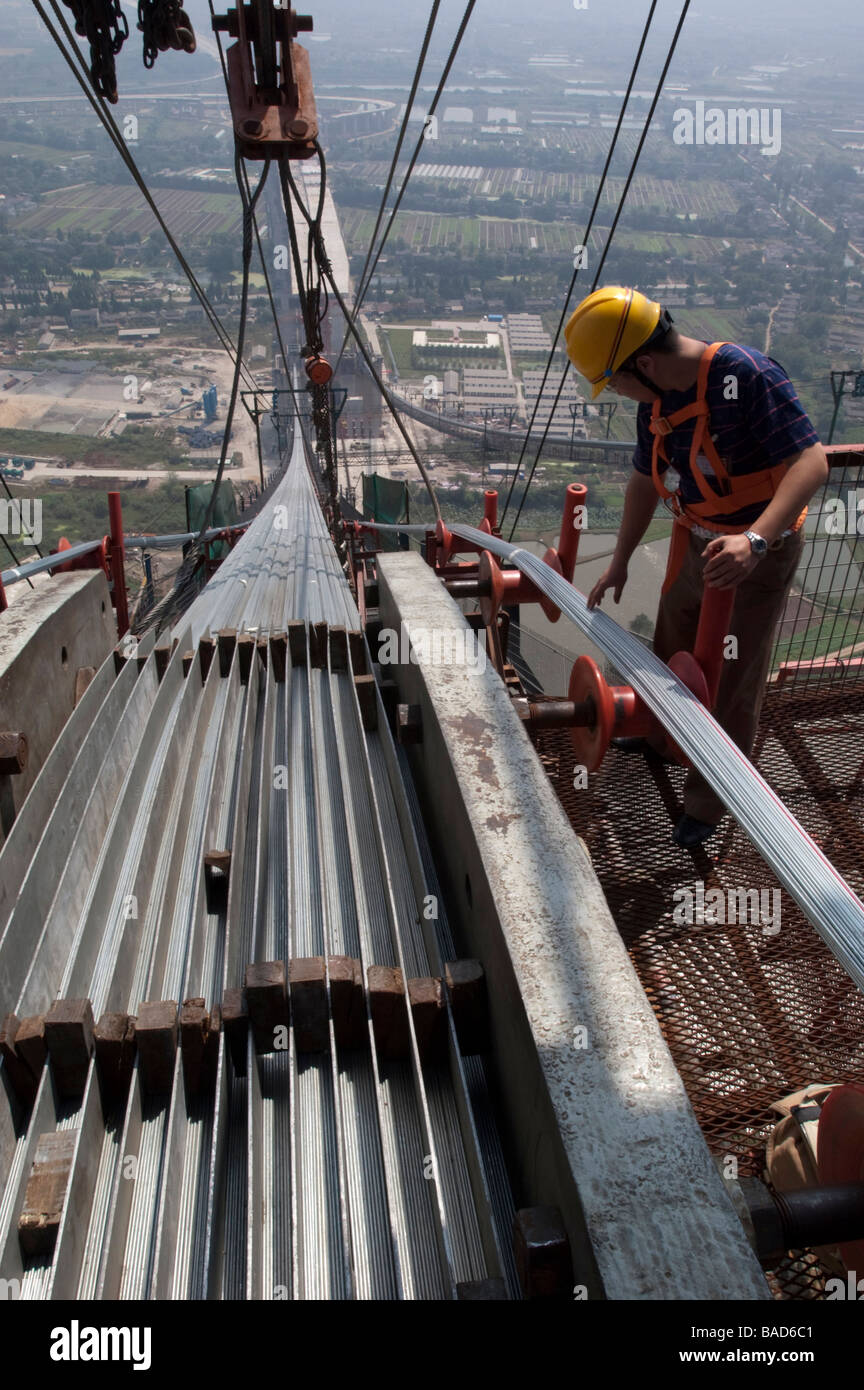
564;286;828;848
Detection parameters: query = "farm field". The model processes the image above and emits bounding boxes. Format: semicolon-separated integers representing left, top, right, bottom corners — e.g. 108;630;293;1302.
11;183;242;240
339;162;741;217
339;205;752;262
0;139;94;164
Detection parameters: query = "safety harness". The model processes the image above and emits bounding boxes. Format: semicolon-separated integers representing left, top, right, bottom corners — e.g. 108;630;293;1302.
648;341;806;591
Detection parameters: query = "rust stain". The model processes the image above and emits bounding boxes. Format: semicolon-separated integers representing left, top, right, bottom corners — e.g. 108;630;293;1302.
446;710;502;789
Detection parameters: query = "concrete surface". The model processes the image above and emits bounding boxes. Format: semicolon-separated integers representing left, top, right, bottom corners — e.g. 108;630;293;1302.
0;571;115;842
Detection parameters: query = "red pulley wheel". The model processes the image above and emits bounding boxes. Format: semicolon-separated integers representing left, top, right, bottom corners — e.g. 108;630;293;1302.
818;1082;864;1272
305;354;333;385
477;549;505;628
568;655;615;772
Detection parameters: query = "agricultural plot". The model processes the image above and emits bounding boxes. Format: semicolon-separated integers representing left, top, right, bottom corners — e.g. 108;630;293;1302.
341;206;746;264
337;161;740;217
11;184;242;240
340;206;576;254
0;139;93;164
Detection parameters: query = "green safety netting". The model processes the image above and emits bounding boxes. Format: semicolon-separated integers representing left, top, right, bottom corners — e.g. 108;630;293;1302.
185;480;238;559
361;473;410;551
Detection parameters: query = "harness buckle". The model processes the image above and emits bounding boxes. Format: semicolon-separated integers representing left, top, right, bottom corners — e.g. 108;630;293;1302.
650;416;674;437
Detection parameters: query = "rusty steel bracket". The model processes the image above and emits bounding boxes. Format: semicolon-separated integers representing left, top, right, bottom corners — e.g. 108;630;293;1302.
212;1;317;158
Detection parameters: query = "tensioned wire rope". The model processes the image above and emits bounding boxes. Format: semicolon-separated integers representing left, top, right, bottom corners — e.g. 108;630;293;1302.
350;514;864;994
501;0;692;541
279;148;442;519
146;154;272;633
334;0;476;376
36;0;260;395
332;0;442;374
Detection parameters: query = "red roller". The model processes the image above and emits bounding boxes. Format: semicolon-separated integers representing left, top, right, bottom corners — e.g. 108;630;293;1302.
818;1082;864;1272
556;482;588;584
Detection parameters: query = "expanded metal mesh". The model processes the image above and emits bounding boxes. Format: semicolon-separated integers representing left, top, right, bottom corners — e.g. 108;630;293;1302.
532;677;864;1300
770;453;864;688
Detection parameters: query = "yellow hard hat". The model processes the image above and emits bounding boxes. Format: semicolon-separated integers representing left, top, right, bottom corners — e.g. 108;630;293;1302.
565;286;664;399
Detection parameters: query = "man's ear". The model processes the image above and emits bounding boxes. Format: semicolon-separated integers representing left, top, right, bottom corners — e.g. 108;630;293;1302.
633;353;655;380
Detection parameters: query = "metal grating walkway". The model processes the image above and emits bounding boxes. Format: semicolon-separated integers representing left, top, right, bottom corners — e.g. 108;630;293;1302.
533;678;864;1299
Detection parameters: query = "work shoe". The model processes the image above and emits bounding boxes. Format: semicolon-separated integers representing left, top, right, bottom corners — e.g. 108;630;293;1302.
673;813;720;849
612;736;675;762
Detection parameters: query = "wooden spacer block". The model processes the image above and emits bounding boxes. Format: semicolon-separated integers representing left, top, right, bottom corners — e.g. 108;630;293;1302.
237;634;255;685
180;998;220;1096
44;998;95;1100
329;626;348;671
18;1130;77;1258
198;637;215;683
222;987;248;1075
15;1015;47;1080
217;628;237;677
408;976;445;1062
513;1207;573;1301
354;674;377;732
444;959;489;1055
0;1013;38;1106
367;965;409;1060
154;644;172;682
348;630;367;675
245;961;288;1053
93;1012;137;1104
269;632;287;682
287;621;307;667
0;732;28;775
135;1000;179;1095
328;956;366;1050
289;957;328;1052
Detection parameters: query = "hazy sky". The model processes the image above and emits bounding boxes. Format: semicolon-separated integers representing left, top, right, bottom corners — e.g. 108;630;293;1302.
175;0;864;80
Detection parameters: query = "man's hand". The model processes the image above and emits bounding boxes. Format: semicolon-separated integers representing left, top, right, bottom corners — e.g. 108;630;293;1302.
701;533;760;589
587;559;628;609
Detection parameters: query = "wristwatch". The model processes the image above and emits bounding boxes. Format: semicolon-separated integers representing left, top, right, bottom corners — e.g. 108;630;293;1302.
745;531;768;557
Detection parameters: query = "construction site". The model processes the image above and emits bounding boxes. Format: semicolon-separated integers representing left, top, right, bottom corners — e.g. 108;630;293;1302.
0;0;863;1335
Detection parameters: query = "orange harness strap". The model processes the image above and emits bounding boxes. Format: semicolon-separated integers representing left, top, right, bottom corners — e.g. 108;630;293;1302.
648;342;806;592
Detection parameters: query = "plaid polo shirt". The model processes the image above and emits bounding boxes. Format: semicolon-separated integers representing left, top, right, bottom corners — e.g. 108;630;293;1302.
631;342;819;527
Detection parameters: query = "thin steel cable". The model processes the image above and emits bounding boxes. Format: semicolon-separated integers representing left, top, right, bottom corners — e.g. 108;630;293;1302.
503;0;692;539
280;153;442;520
448;521;864;991
37;0;258;393
334;0;476;369
333;0;442;373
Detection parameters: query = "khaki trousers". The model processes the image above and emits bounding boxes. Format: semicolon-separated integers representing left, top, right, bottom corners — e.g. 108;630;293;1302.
652;527;804;824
